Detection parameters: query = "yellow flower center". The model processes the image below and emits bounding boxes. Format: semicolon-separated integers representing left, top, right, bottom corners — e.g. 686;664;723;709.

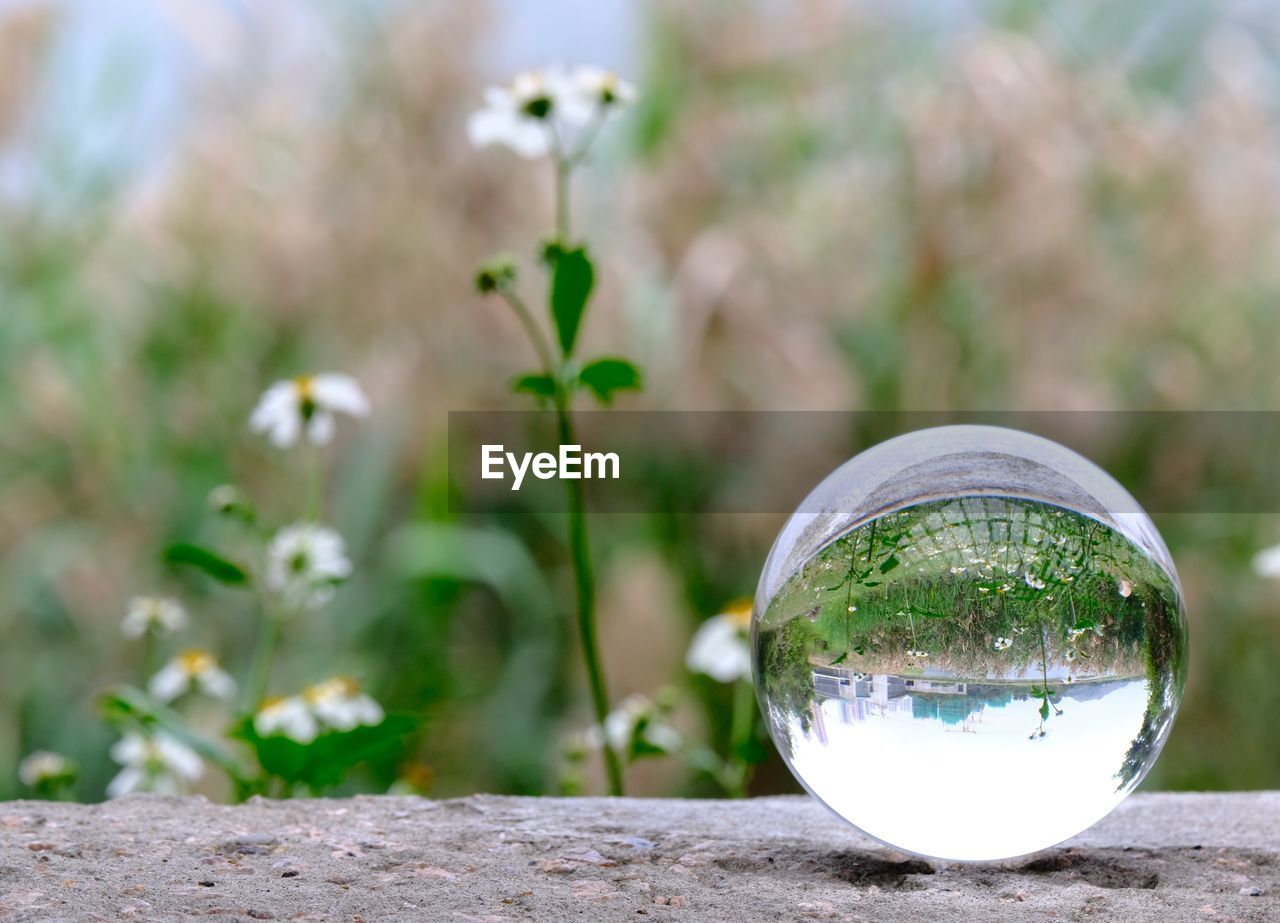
721;599;753;630
293;374;318;420
178;649;215;676
304;676;359;703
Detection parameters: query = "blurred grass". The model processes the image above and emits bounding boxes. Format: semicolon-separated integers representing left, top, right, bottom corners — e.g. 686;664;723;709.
1;0;1280;799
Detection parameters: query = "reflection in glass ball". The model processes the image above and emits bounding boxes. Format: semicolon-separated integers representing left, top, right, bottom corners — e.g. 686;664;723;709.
753;426;1187;861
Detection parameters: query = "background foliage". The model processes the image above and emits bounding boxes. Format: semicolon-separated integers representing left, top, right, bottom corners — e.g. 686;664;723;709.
2;0;1280;799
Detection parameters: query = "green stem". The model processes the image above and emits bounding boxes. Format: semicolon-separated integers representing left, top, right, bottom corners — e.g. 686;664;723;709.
724;678;756;799
142;627;161;683
557;402;623;796
555;156;571;243
305;445;325;522
499;288;557;378
245;612;282;712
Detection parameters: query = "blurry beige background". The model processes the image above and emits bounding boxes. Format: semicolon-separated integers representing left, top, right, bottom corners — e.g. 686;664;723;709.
2;0;1280;799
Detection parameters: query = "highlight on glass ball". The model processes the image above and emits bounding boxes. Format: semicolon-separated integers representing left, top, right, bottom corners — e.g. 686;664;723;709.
753;426;1187;861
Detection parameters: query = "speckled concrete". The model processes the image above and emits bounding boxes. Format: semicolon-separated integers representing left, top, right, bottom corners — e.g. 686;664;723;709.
0;793;1276;921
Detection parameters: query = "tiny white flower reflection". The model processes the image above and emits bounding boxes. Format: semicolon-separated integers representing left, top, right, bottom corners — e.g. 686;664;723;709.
265;523;352;611
121;596;188;639
18;751;75;787
254;678;384;744
686;599;753;684
107;731;202;798
468;64;634;159
250;373;369;449
148;650;236;703
993;636;1013;651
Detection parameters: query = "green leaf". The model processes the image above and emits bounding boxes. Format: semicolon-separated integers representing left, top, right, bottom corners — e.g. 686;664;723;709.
1039;701;1050;720
233;714;418;791
577;357;643;405
879;555;900;574
548;245;594;355
830;652;848;666
511;373;557;399
164;543;248;585
910;604;946;619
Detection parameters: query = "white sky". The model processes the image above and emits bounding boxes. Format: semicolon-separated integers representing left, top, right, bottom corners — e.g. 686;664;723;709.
787;680;1150;860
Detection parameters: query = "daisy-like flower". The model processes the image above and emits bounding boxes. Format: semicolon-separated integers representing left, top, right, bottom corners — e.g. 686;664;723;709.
1254;543;1280;577
685;599;752;683
148;650;236;703
906;648;929;659
18;751;76;788
993;636;1013;651
590;694;681;755
1024;573;1046;590
253;678;384;743
570;65;636;108
121;596;188;639
304;677;385;733
468;64;633;159
254;695;319;744
249;373;369;449
106;731;202;798
265;523;352;611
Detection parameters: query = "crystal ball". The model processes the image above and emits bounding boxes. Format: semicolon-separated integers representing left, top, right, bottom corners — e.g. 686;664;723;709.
753;426;1187;861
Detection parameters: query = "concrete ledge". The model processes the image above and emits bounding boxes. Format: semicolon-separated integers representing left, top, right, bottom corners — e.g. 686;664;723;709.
0;793;1276;921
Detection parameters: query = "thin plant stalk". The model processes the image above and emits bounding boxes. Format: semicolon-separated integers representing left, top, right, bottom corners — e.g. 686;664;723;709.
491;146;624;795
555;399;623;796
723;678;756;798
305;445;325;522
244;610;282;712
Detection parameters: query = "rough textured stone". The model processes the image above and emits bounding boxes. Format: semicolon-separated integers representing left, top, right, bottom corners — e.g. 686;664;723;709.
0;793;1276;921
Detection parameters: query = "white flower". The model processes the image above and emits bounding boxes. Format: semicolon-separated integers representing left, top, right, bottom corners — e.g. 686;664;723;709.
106;731;202;798
121;596;188;639
1254;543;1280;578
686;600;752;683
304;677;384;732
1117;578;1134;598
18;751;75;787
570;65;636;108
265;523;352;611
254;678;384;744
993;636;1013;651
468;64;633;159
148;650;236;703
906;648;929;659
250;373;369;449
254;695;319;744
1024;573;1046;590
591;694;680;754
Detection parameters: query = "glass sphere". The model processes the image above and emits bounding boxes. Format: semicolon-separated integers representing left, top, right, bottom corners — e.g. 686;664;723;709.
753;426;1187;861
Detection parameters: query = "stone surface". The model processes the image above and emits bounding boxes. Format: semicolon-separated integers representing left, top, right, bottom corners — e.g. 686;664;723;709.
0;792;1276;921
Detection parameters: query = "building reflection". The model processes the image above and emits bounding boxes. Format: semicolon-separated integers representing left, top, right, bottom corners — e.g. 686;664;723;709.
808;663;1128;741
